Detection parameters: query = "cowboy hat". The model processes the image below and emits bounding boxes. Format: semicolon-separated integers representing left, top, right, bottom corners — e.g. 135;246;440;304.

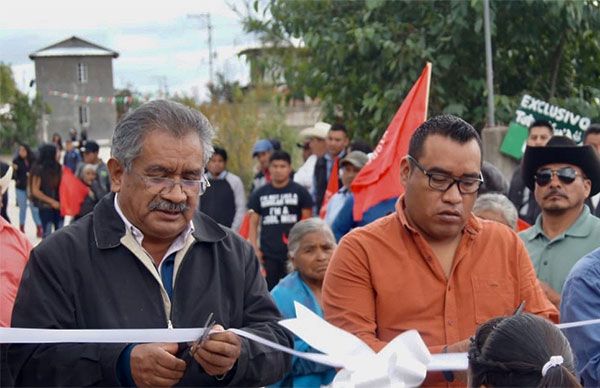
521;136;600;195
299;122;331;140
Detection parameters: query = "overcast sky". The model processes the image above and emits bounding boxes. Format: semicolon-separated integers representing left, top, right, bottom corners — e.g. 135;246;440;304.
2;0;259;100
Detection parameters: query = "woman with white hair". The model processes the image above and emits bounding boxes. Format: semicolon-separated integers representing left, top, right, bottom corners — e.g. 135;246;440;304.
74;163;107;220
473;193;519;230
270;218;337;387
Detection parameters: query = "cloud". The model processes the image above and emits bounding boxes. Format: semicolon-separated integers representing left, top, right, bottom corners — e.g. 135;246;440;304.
2;0;240;30
4;0;258;98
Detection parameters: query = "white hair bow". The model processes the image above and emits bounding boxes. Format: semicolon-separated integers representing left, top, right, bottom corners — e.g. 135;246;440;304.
541;355;564;377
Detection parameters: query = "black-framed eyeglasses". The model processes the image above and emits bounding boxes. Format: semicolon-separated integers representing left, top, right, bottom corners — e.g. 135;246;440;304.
534;167;582;187
407;155;483;195
134;173;211;195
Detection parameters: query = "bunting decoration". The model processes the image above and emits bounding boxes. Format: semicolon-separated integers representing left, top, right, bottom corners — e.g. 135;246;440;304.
47;90;149;105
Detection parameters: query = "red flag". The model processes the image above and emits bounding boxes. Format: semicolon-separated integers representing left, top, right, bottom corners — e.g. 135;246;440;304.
59;167;90;217
238;212;251;238
351;63;431;221
318;156;340;219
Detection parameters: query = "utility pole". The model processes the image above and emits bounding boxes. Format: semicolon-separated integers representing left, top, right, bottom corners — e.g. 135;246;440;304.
188;13;215;85
483;0;495;127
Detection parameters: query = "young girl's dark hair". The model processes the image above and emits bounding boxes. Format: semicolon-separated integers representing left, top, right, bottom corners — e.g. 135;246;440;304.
468;313;581;387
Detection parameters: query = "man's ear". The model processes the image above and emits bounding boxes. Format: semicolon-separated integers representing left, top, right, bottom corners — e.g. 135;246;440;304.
400;156;411;187
583;178;592;198
107;158;124;193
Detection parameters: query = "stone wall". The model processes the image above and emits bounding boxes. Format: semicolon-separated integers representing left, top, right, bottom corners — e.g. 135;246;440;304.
481;125;518;181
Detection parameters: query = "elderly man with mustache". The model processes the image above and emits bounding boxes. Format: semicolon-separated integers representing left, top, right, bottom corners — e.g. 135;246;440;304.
519;135;600;308
8;100;292;387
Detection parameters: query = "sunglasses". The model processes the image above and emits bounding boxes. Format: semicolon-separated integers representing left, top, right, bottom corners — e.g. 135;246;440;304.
534;167;582;186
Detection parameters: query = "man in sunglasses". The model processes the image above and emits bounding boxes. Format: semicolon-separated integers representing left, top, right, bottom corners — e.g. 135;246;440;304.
323;114;557;385
519;136;600;307
583;123;600;216
8;100;292;387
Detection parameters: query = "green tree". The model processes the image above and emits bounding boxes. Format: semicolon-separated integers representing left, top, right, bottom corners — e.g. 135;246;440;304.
207;72;244;103
243;0;600;141
0;63;43;151
114;86;143;122
171;82;297;190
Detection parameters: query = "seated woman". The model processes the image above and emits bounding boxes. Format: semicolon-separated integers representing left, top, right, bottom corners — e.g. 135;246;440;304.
469;313;581;387
270;218;337;387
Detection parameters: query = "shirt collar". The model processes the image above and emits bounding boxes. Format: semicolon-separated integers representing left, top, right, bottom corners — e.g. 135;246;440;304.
326;150;346;161
0;216;10;232
207;171;227;180
529;205;595;241
113;193;194;261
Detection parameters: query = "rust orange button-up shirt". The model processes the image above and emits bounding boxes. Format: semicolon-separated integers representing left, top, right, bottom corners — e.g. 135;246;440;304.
323;198;558;384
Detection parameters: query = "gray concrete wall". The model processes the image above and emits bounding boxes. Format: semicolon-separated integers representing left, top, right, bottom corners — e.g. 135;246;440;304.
481;125;518;181
284;104;322;130
34;56;117;141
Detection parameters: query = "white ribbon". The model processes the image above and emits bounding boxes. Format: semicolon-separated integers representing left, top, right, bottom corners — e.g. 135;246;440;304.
0;327;343;369
556;318;600;330
6;305;600;388
0;303;467;388
278;302;467;387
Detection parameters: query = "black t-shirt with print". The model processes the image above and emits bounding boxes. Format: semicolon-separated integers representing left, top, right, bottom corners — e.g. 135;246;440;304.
248;180;313;261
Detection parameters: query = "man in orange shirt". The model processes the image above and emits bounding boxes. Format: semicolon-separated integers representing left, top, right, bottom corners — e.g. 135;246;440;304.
322;114;558;385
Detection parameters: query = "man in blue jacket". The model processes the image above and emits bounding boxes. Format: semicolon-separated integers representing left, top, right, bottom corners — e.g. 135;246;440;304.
9;100;292;387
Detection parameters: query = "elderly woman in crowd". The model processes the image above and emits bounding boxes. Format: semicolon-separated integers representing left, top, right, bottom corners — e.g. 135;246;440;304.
270;218;337;387
75;163;107;220
473;192;519;230
468;313;580;387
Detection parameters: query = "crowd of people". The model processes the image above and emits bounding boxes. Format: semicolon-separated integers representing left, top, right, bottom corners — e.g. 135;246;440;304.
1;99;600;387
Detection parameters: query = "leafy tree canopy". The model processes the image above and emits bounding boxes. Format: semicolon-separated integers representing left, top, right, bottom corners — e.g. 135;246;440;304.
243;0;600;142
0;63;44;151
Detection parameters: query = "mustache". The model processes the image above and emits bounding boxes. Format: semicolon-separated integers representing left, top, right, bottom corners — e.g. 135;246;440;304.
148;199;189;213
544;189;568;199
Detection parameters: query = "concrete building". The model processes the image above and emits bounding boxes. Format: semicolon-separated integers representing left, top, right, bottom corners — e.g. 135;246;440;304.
30;36;119;141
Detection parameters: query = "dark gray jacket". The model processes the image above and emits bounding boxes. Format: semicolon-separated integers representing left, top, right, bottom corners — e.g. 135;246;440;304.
8;193;292;386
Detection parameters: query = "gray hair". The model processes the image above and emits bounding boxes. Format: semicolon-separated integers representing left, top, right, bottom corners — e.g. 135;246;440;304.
79;163;97;180
111;99;215;171
473;193;518;229
287;218;336;259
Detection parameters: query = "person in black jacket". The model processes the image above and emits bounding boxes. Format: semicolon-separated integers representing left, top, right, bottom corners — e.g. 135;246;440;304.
313;123;349;214
507;120;553;225
8;100;292;387
584;123;600;216
12;143;43;236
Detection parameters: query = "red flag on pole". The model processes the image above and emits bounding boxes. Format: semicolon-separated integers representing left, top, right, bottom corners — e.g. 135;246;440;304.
318;157;340;219
351;63;432;221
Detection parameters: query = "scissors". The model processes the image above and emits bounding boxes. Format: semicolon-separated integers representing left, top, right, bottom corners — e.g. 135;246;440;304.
188;312;216;361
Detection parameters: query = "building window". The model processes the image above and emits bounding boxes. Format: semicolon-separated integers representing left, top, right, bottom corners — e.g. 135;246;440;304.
79;105;89;127
78;63;88;83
